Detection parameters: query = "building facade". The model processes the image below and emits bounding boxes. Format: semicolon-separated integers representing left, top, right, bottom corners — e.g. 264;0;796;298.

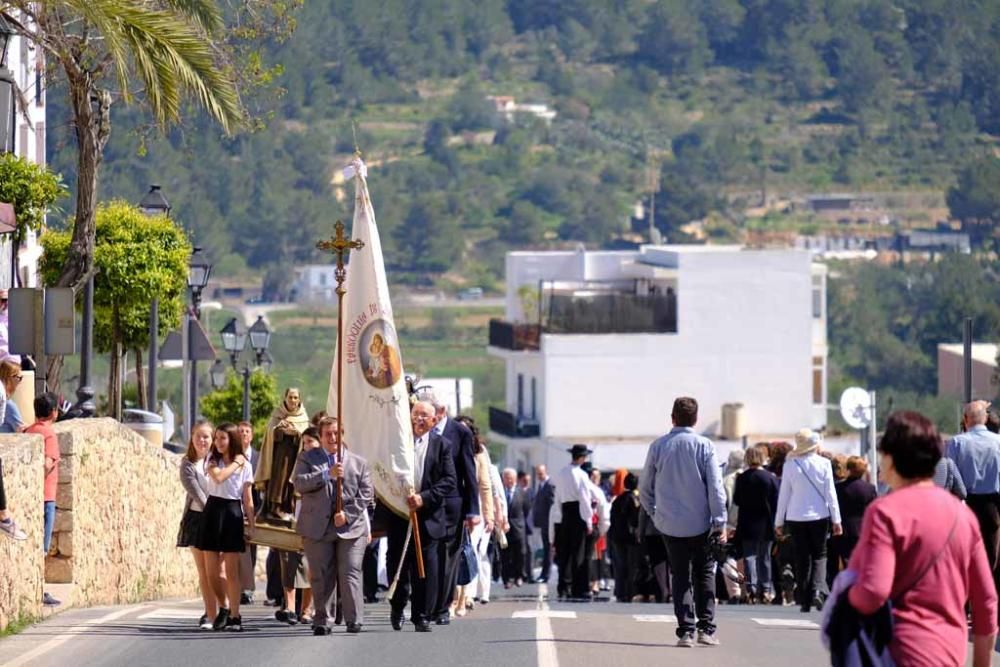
290;264;339;303
487;245;828;472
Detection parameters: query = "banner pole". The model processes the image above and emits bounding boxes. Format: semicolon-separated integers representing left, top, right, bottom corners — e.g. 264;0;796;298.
410;509;426;579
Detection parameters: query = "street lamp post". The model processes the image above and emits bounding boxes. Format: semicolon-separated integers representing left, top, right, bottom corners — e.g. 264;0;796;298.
219;315;271;422
187;247;211;436
138;185;171;413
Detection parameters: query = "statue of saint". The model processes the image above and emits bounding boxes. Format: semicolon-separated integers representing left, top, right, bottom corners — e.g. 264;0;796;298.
256;387;310;520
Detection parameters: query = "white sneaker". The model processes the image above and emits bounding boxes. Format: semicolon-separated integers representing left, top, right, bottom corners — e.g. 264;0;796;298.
697;631;720;646
677;634;695;648
0;519;27;541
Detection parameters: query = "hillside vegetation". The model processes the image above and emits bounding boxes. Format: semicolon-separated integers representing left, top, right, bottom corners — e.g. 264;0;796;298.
46;0;1000;288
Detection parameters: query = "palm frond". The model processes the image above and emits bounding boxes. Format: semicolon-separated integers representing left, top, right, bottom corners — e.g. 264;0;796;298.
159;0;222;35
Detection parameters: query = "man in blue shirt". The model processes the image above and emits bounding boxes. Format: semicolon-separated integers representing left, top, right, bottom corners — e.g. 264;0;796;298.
640;396;726;648
947;400;1000;603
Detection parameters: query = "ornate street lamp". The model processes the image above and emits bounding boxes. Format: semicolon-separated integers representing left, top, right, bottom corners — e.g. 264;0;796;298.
209;358;227;390
248;316;271;357
138;184;171;217
219;317;247;363
219;316;272;422
186;246;212;435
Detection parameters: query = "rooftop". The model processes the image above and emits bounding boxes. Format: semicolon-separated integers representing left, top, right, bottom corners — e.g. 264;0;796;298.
938;343;998;367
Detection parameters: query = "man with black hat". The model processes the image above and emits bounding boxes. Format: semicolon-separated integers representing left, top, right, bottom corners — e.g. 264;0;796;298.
550;444;595;600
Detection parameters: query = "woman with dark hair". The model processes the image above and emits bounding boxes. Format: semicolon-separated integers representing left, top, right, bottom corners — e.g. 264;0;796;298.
766;441;795;605
452;416;494;616
841;411;997;666
200;422;255;632
178;421;216;630
609;472;642;602
734;446;779;604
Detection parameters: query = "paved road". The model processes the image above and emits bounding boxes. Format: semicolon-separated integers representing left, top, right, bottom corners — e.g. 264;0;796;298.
1;583;855;667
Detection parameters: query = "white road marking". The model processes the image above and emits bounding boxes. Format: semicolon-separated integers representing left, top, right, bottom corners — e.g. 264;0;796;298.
633;615;676;623
137;609;201;620
536;583;560;667
2;605;150;667
752;618;820;629
513;610;577;619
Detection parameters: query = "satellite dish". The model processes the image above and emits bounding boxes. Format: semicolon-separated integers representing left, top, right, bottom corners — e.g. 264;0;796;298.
839;387;873;430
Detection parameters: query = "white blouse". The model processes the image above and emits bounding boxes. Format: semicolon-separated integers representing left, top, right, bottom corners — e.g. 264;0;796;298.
775;453;843;526
205;459;254;500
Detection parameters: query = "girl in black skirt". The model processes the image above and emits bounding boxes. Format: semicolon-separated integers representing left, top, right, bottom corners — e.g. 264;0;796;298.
178;421;216;630
200;422;255;632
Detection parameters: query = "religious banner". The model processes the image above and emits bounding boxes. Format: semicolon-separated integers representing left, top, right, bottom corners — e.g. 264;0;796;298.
326;157;415;517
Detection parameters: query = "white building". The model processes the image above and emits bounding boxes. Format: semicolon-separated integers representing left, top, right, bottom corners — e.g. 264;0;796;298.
487;245;828;472
0;19;46;288
291;264;338;303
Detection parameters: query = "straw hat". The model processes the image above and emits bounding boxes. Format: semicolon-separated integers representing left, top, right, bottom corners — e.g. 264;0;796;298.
792;428;821;456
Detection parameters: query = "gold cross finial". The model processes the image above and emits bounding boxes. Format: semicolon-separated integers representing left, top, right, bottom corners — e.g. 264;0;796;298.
316;220;365;295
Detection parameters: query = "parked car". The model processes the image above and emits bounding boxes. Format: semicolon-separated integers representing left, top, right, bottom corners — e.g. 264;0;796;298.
457;287;483;301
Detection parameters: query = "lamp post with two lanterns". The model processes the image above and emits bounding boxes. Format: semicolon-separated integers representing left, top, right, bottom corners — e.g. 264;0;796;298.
137;185;171;412
186;247;211;436
210;315;272;422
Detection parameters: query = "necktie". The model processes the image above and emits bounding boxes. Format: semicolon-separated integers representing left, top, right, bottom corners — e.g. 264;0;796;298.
328;452;338;508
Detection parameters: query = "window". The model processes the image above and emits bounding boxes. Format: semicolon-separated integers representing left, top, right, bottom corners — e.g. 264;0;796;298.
318;272;327;286
812;275;824;319
812;355;824;405
35;54;44;107
530;377;537;419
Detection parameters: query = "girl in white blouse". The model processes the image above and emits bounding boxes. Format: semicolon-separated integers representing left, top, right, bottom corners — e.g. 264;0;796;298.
198;422;255;632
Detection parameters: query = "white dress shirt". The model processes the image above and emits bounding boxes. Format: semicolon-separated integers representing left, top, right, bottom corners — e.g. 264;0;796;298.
548;463;595;542
414;433;429;492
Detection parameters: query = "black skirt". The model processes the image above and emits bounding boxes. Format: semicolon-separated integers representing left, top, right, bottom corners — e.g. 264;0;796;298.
198;496;246;553
176;507;205;549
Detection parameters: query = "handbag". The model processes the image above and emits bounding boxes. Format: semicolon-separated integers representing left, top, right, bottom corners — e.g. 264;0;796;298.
457;528;479;586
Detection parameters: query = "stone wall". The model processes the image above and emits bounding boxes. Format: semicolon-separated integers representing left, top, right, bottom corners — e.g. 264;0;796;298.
45;419;197;607
0;433;44;630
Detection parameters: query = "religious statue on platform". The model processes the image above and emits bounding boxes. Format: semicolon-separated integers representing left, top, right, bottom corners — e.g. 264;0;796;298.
256;387;310;520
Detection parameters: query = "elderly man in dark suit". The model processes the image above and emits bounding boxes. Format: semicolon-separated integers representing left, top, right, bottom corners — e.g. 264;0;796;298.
293;420;374;635
502;468;532;587
532;464;555;583
417;389;479;625
387;400;457;633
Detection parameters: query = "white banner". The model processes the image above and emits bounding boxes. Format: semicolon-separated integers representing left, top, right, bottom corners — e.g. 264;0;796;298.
327;158;415;518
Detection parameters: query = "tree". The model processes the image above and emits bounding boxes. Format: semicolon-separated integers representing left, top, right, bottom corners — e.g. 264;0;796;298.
637;0;712;76
947;156;1000;225
835;32;892;113
200;368;278;437
0;154;67;246
39;201;191;418
3;0;251;295
392;196;463;274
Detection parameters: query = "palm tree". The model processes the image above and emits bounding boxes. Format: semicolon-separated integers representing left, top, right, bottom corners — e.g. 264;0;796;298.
2;0;243;291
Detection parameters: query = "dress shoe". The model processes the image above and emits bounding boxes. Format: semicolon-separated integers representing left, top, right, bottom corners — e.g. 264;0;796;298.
414;621;432;633
435;614;450;626
346;623;363;634
390;611;404;631
313;625;331;636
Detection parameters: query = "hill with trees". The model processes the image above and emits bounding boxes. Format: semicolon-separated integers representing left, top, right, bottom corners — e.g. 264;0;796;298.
44;0;1000;289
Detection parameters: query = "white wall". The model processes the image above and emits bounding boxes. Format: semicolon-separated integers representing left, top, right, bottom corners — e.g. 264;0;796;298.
532;249;818;437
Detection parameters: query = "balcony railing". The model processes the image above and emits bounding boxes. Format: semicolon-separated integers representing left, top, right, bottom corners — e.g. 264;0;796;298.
546;292;677;334
489;320;541;351
489;407;540;438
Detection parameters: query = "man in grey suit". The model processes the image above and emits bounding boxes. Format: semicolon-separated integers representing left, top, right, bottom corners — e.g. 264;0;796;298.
293;419;374;635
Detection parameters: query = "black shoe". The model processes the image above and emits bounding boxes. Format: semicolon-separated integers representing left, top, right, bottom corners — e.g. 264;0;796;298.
435;614;450;626
198;614;208;628
275;609;288;623
479;599;489;605
414;621;432;632
42;592;61;607
346;622;362;634
212;608;230;631
240;592;253;605
313;625;331;636
225;615;243;632
285;611;298;626
391;611;404;631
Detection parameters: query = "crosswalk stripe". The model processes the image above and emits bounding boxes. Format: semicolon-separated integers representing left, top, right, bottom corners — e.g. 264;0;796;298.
751;618;819;629
632;615;675;623
512;610;577;619
137;609;201;620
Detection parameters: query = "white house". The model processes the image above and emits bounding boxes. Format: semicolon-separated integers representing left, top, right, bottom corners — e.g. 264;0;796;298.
291;264;339;303
0;18;46;288
487;245;828;472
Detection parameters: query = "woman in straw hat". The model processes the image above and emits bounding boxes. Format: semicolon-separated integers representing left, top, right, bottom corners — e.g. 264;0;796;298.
774;428;842;612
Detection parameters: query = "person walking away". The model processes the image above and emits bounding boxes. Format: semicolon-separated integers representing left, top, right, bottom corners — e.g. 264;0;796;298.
640;396;726;647
25;393;62;606
199;422;255;631
722;450;745;603
830;456;876;587
501;468;530;588
733;445;779;604
946;400;1000;613
550;444;595;600
609;472;642;602
518;470;535;582
532;464;555;583
293;420;374;635
636;505;669;602
832;411;996;667
774;429;842;613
